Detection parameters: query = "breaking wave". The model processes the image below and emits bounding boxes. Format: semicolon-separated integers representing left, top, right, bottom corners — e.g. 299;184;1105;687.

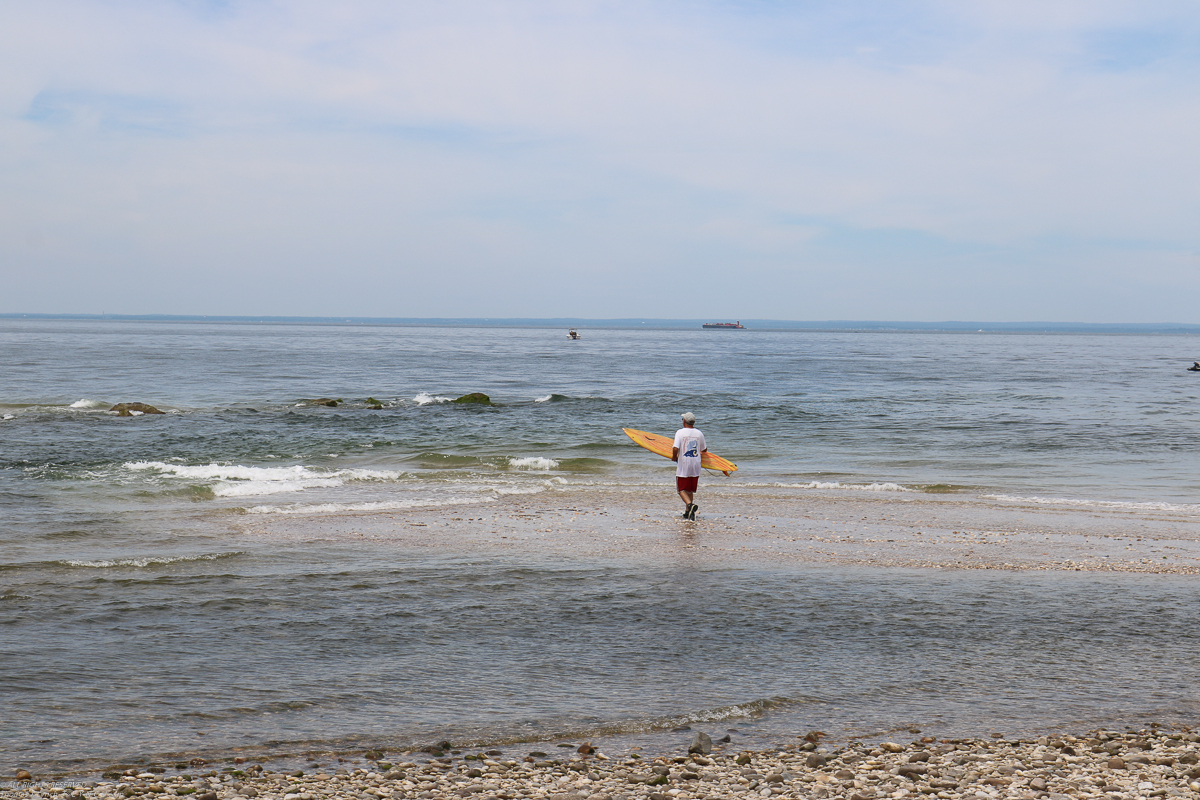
490;479;565;495
766;481;915;492
413;393;453;405
124;461;407;498
985;494;1200;513
246;498;490;515
59;552;243;568
509;457;559;470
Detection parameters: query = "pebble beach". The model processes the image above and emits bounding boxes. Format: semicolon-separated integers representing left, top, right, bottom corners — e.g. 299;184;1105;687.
12;730;1200;800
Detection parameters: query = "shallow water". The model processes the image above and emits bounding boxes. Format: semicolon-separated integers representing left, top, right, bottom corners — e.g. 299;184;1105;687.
8;544;1200;771
2;319;1200;773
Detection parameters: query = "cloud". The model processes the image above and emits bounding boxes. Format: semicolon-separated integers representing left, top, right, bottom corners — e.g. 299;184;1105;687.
1;1;1198;319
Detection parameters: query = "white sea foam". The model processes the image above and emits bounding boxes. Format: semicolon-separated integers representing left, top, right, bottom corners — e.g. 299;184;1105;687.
212;478;342;497
676;699;784;723
534;395;553;403
128;462;317;481
985;494;1200;513
124;461;408;497
509;456;559;470
2;414;13;421
491;485;549;495
246;497;491;515
413;393;453;405
70;399;108;409
768;481;914;492
61;552;242;568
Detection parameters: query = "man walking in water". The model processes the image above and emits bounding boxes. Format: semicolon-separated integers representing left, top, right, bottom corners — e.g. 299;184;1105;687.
672;412;707;520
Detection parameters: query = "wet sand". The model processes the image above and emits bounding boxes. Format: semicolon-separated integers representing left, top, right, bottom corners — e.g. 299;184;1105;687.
242;485;1200;574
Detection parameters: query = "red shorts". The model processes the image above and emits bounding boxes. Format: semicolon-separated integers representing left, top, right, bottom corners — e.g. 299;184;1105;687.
676;475;699;492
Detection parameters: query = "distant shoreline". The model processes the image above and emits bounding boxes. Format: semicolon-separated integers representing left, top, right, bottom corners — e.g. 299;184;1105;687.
3;314;1199;334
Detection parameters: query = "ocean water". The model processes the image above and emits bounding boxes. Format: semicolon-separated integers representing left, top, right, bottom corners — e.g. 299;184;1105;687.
2;319;1200;774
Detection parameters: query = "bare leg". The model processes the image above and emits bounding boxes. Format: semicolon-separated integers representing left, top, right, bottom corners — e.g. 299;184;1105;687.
678;489;694;509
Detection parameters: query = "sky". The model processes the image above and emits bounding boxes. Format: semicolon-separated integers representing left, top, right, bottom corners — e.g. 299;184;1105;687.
2;1;1198;321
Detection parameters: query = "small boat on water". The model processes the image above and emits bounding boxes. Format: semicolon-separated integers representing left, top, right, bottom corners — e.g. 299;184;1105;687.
702;321;746;329
568;329;581;339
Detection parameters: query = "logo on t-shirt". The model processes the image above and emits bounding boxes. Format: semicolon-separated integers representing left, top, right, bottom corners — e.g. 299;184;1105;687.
684;440;698;458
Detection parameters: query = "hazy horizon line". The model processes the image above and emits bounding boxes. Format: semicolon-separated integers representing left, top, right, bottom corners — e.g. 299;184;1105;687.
3;312;1199;333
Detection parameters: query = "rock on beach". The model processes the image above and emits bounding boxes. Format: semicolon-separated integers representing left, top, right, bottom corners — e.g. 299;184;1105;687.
55;729;1200;800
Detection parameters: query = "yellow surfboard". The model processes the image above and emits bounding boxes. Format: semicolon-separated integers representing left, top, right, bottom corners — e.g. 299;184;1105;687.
622;428;738;475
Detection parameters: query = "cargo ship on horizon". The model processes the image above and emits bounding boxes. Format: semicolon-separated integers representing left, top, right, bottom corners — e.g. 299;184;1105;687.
702;320;746;329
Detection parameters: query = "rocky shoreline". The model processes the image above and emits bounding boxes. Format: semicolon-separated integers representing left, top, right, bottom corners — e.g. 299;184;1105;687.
13;730;1200;800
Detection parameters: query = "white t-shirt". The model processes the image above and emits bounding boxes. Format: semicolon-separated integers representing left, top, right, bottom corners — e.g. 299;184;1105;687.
673;426;706;478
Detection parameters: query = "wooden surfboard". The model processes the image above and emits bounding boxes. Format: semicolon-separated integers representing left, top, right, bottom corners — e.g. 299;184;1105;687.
622;428;738;475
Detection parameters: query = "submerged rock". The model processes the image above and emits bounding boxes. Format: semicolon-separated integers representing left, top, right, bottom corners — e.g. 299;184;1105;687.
110;402;164;416
688;731;713;755
453;392;493;405
305;398;340;407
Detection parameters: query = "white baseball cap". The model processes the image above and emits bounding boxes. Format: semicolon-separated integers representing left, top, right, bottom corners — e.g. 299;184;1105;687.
681;412;696;423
